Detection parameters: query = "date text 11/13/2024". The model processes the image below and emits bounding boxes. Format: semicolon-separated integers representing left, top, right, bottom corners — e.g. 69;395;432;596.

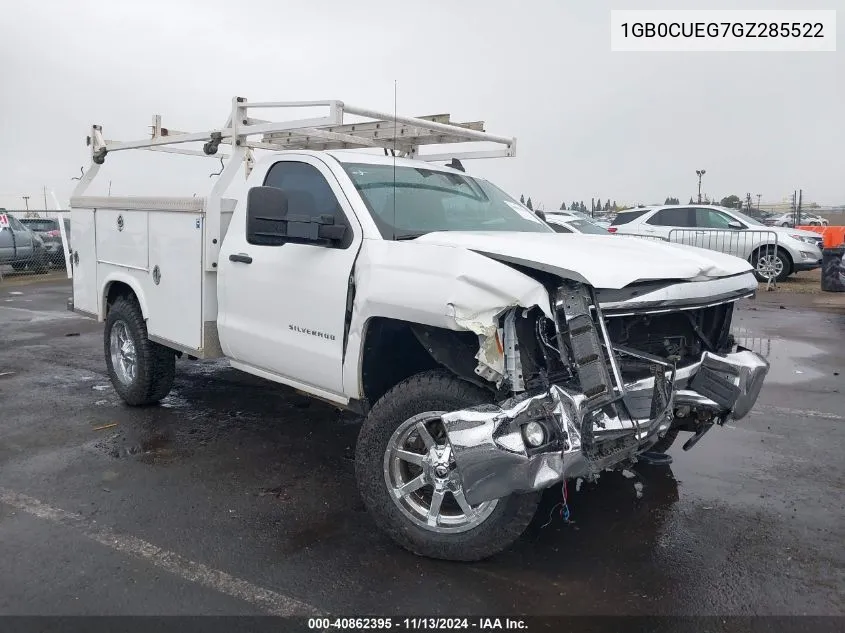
308;618;528;630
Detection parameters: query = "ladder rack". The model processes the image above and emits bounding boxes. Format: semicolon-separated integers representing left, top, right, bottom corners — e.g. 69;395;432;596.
85;98;516;165
72;97;517;273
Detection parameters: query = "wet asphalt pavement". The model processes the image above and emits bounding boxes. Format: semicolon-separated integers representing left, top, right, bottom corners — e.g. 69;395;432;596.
0;278;843;616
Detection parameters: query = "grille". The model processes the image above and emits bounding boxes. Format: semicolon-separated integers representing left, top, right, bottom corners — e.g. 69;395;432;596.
605;303;735;381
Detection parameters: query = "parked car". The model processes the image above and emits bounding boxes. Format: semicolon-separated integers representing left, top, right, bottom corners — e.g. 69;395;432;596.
564;210;611;228
0;213;50;273
69;98;770;561
543;213;611;234
609;204;823;282
764;212;828;228
19;217;70;267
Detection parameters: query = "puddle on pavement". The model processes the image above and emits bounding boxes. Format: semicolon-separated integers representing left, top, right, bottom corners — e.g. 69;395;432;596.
731;328;829;384
756;338;828;384
120;433;181;464
96;430;186;465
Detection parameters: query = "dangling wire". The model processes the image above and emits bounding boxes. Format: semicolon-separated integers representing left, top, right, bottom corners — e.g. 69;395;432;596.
540;481;573;529
560;479;571;522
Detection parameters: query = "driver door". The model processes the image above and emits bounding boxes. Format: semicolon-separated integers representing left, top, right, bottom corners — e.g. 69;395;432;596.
217;156;362;399
0;214;13;262
8;216;34;262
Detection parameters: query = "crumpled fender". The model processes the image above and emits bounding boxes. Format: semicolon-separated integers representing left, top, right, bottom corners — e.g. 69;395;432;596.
341;239;553;399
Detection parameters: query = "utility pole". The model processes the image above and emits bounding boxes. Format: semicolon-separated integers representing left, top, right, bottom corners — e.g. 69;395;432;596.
43;186;48;211
696;170;706;203
756;194;761;212
797;189;803;226
22;195;30;211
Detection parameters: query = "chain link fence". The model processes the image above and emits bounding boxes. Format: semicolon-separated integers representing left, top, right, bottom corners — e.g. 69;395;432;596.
0;210;71;281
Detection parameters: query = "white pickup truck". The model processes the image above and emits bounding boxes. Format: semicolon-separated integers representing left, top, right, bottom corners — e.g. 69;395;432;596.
69;98;769;561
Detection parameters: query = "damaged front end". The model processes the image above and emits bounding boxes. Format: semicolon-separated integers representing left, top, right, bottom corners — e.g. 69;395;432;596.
441;280;770;506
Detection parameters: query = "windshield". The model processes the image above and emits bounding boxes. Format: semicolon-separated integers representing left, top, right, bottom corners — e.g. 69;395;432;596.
341;163;552;239
21;220;57;231
729;210;764;226
567;219;609;234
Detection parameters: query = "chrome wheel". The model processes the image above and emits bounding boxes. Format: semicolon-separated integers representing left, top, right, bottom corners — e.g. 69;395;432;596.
383;412;498;534
110;320;137;386
755;253;784;280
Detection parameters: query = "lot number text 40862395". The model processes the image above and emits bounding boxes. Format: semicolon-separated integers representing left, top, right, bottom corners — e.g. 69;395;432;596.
307;618;528;630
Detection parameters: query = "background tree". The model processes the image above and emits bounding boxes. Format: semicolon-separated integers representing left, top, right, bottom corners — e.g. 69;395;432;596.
526;197;533;210
520;194;525;204
612;201;618;211
664;196;680;205
579;201;587;213
560;202;567;210
604;200;611;211
689;197;695;204
719;194;742;209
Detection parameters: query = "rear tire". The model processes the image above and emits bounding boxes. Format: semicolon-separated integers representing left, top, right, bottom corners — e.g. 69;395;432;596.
751;246;791;283
104;296;176;406
355;370;541;561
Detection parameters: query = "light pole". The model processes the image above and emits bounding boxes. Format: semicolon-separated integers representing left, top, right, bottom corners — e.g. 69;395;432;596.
696;170;706;203
756;194;761;211
22;196;30;211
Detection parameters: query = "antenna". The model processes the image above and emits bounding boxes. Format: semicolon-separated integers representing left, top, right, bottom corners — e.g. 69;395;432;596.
392;80;397;241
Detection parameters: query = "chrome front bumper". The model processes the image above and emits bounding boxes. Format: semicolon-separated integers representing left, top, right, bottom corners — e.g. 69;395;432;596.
442;349;769;505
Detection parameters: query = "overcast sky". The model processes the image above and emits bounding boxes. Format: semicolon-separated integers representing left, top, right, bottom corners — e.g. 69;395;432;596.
0;0;842;211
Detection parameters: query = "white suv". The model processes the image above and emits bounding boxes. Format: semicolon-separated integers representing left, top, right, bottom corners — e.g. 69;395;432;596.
609;205;823;282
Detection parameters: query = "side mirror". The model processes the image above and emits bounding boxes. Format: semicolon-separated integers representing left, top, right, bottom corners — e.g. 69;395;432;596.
727;220;743;230
246;186;347;246
246;186;288;246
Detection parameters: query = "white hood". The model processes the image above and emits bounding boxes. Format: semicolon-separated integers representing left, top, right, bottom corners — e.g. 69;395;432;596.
413;231;753;290
768;226;822;239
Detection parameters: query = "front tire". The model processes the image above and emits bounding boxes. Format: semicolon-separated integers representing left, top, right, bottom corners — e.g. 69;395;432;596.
355;371;541;561
104;296;176;406
751;246;792;283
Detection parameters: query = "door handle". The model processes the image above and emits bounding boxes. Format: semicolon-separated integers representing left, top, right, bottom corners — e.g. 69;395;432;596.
229;253;253;264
